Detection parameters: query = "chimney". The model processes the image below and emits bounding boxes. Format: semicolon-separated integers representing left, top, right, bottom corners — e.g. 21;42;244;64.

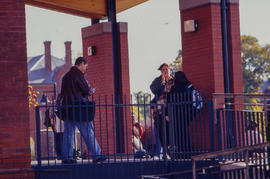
44;41;52;71
65;41;72;66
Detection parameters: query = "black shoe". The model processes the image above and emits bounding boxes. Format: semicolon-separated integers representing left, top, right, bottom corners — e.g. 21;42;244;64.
62;159;77;164
93;155;107;163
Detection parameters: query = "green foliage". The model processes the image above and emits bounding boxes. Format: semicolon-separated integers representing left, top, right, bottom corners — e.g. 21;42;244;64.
132;91;151;121
170;50;183;73
241;35;270;93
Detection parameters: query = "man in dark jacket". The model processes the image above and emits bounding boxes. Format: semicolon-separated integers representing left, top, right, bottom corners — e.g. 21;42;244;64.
61;57;106;164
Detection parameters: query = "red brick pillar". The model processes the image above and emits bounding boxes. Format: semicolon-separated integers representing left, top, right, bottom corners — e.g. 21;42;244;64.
82;22;132;154
179;0;242;150
0;1;34;178
179;0;242;97
227;2;243;94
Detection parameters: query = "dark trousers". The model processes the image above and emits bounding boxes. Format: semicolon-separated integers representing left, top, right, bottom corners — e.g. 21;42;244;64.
155;114;170;151
54;132;63;159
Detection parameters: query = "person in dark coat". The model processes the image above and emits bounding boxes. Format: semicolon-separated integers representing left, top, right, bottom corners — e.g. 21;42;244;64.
168;71;195;158
150;63;174;157
60;57;106;164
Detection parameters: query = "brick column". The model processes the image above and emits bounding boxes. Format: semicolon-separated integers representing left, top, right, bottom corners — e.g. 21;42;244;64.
227;2;243;94
179;0;242;150
179;0;242;97
82;22;132;154
0;1;33;178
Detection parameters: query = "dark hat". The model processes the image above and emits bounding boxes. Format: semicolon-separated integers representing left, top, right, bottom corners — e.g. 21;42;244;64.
158;63;169;71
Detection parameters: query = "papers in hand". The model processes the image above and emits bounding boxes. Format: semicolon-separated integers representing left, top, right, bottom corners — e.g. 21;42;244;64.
90;87;96;95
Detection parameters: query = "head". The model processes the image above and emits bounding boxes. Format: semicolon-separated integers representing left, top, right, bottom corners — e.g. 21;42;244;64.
247;121;259;131
174;71;191;86
75;57;88;73
134;122;143;137
158;63;169;76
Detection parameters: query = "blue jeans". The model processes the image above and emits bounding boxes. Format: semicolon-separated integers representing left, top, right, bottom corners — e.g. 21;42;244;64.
154;124;163;156
62;120;101;160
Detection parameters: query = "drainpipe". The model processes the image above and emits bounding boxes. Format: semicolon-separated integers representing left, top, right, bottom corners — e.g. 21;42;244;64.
221;0;235;148
221;0;231;95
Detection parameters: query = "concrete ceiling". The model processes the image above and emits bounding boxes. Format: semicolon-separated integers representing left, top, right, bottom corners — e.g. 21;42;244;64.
26;0;149;18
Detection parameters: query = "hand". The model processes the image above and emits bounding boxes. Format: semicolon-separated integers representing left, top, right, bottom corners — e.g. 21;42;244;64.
165;75;172;82
90;88;96;95
162;75;166;85
162;74;171;84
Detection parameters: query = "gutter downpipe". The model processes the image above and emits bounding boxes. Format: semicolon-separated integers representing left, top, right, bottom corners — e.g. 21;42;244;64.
221;0;231;96
221;0;235;148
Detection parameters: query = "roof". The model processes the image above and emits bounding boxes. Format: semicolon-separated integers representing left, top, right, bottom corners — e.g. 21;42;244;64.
26;0;149;18
28;54;65;84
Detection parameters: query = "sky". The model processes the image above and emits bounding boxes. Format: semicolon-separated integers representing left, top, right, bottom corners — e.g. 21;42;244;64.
25;0;270;94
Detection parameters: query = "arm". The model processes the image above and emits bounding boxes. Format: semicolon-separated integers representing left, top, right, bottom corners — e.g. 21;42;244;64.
150;76;165;96
77;74;91;97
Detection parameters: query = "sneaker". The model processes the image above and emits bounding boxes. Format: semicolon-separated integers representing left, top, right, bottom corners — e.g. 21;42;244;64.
93;155;107;163
62;159;77;164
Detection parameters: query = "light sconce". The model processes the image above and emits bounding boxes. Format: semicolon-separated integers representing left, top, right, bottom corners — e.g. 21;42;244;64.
184;20;198;32
87;46;96;56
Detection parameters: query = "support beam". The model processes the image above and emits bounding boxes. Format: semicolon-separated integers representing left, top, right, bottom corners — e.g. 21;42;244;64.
107;0;123;153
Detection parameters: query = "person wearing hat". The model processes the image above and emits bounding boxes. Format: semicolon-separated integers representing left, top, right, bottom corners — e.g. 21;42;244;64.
150;63;174;157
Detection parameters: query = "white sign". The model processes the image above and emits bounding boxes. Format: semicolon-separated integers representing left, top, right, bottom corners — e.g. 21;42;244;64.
88;46;93;56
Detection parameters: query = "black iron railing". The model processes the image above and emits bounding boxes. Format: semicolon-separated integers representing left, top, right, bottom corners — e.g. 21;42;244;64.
33;93;212;166
32;92;270;179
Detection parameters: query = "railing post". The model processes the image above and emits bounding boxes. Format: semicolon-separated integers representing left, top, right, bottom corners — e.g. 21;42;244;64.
35;106;41;167
162;105;167;161
216;108;222;151
264;97;270;165
226;109;235;148
208;100;215;152
192;158;196;179
244;149;249;179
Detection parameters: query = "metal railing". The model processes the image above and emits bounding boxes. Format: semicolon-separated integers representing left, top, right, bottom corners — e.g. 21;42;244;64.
192;142;270;179
32;93;270;179
32;93;212;166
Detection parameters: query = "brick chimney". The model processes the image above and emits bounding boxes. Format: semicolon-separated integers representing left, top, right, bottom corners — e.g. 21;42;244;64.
65;41;72;66
44;41;52;71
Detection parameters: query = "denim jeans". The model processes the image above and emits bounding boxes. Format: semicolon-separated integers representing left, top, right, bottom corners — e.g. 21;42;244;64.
154;124;163;156
62;120;101;160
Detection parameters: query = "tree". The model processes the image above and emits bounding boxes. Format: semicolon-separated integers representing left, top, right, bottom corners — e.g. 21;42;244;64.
28;84;39;108
241;35;270;93
132;91;151;122
170;50;183;73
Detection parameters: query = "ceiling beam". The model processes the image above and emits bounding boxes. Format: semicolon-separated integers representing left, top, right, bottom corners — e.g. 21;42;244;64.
26;0;149;18
26;0;106;18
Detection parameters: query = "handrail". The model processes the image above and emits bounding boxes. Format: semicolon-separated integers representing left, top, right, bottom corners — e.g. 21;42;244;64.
212;93;270;124
213;93;270;98
192;142;270;179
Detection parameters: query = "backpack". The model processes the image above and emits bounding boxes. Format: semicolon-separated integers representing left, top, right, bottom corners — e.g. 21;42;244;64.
186;84;203;110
